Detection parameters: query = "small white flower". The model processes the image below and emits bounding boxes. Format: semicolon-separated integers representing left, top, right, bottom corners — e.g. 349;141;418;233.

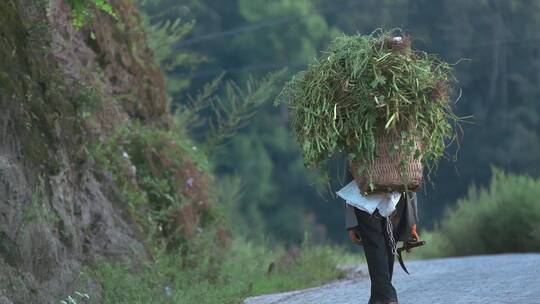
186;177;194;188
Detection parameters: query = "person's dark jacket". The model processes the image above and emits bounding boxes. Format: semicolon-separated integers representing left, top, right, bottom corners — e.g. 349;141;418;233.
342;173;419;242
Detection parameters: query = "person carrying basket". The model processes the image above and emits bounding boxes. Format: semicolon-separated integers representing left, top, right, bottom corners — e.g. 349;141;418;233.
277;30;461;304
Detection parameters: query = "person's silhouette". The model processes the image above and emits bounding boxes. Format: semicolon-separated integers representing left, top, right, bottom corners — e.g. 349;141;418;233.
341;169;419;304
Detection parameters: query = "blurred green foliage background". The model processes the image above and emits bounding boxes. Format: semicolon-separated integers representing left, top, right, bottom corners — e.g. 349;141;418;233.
138;0;540;245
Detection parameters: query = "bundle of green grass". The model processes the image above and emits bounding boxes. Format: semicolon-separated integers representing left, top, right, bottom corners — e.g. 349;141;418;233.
277;30;460;189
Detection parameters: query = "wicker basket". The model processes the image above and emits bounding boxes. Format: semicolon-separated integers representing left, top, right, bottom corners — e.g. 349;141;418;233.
350;133;423;194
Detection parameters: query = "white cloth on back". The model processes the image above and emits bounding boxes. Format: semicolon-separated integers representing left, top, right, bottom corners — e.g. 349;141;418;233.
336;181;401;217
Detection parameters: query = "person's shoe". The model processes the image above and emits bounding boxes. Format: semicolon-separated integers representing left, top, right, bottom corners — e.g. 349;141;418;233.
369;300;398;304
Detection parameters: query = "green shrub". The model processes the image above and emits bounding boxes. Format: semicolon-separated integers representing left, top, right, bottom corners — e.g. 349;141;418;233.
89;120;223;250
86;236;348;304
413;168;540;258
65;0;117;29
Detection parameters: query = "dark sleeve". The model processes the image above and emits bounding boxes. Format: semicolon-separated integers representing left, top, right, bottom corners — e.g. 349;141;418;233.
344;203;359;230
393;191;419;241
342;162;358;230
410;191;419;224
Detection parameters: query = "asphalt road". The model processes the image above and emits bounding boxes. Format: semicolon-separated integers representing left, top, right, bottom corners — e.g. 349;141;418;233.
243;254;540;304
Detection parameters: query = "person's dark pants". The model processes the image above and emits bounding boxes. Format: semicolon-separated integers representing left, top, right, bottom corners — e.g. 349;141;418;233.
353;208;397;304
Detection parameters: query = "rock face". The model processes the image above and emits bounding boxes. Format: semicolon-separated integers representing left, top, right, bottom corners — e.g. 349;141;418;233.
0;0;176;302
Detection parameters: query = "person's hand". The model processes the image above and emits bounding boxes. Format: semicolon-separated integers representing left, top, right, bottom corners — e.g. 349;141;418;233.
348;229;363;246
